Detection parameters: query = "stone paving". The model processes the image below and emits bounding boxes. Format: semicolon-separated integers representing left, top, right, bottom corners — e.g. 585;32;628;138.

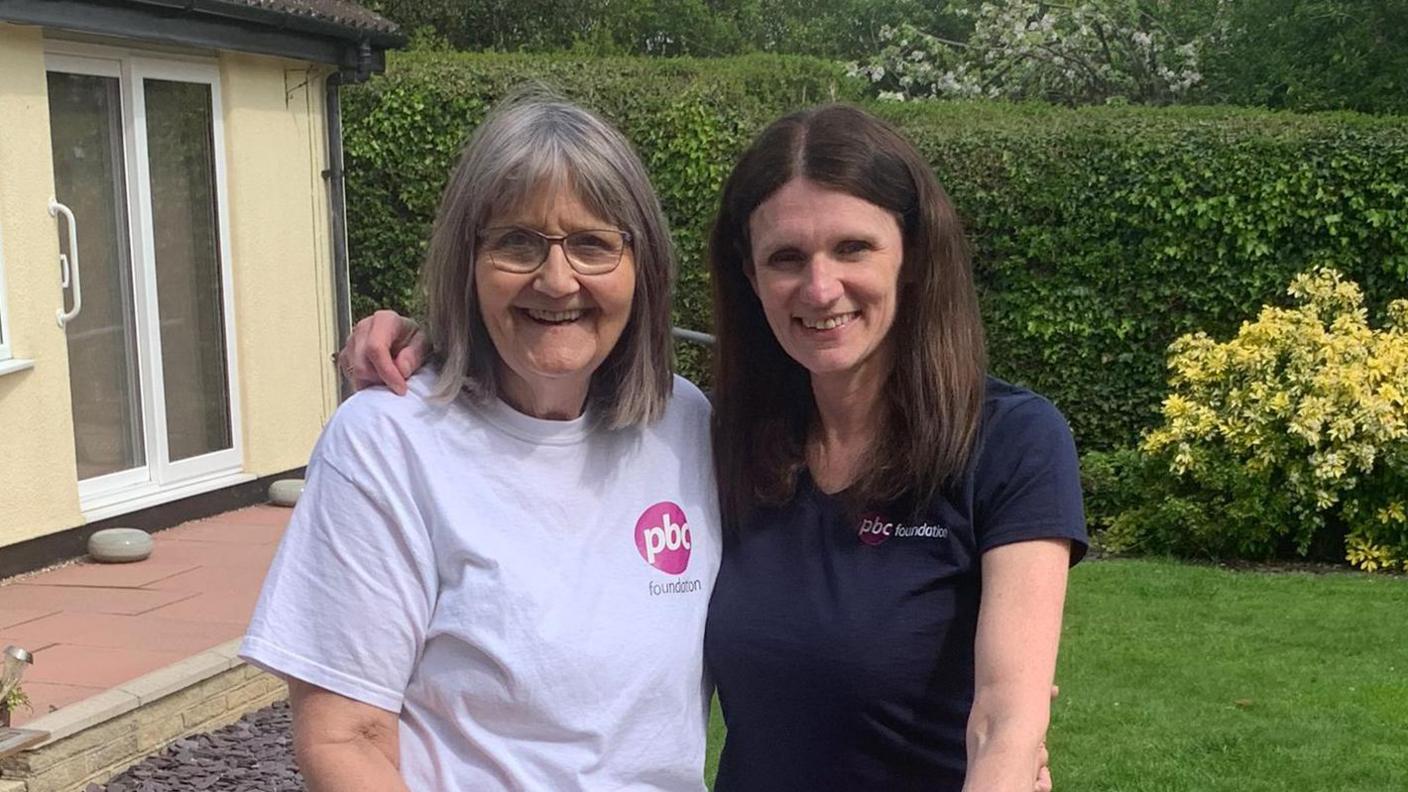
0;506;289;726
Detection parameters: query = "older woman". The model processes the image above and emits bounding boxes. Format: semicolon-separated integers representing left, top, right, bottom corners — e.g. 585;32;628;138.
342;103;1082;791
240;96;720;791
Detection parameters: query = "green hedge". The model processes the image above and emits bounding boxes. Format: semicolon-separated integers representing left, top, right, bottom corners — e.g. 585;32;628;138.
880;102;1408;449
343;52;1408;451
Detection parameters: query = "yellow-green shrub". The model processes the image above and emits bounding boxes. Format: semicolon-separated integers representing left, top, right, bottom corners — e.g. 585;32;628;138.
1115;268;1408;571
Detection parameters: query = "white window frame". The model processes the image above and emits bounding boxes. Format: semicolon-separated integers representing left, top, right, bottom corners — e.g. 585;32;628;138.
45;41;246;516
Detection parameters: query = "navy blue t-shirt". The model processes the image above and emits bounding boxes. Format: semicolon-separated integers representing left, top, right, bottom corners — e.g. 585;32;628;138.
704;378;1088;791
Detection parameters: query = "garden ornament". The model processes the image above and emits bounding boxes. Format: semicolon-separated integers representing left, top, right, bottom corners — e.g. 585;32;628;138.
0;644;46;755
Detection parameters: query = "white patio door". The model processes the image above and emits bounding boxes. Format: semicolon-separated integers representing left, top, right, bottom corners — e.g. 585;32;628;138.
47;50;242;515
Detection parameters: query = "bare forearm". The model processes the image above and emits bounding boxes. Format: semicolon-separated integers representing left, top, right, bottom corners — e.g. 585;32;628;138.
961;703;1048;792
298;740;411;792
964;540;1072;792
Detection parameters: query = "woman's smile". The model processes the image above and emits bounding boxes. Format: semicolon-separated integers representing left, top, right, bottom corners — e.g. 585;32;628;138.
796;310;862;333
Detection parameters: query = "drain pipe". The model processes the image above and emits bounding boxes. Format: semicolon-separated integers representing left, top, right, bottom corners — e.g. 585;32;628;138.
325;41;373;401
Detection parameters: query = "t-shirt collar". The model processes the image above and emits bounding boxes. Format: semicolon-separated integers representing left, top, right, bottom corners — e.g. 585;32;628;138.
479;395;594;445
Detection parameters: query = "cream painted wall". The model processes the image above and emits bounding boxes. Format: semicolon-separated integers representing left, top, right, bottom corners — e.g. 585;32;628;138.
0;24;84;547
0;28;341;551
218;53;340;477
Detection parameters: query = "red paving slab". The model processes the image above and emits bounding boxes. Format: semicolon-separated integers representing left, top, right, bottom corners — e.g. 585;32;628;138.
0;633;59;653
145;563;272;595
9;681;106;727
0;607;61;630
26;643;190;688
0;585;197;616
31;560;199;589
159;518;287;545
2;611;241;655
142;590;262;626
145;537;279;569
0;504;293;724
212;505;296;527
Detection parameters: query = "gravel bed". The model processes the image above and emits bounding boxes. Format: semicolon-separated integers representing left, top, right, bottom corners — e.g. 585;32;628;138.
89;701;304;791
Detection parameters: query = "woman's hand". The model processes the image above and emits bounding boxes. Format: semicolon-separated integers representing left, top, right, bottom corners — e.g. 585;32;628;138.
336;310;428;395
1031;684;1059;792
1035;739;1052;792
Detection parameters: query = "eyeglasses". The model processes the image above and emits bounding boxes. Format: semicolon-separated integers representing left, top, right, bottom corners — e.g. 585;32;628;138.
478;226;633;275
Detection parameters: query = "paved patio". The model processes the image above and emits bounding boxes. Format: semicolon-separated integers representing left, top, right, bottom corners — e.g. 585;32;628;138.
0;505;289;727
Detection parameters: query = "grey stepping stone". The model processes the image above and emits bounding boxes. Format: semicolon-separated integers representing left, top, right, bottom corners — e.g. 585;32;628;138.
268;479;304;507
88;528;153;563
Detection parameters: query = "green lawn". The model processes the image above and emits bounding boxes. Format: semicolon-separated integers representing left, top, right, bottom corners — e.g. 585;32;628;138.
704;559;1408;790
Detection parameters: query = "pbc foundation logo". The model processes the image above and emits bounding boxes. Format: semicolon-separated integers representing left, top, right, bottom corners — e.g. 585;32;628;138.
857;513;949;546
635;501;692;575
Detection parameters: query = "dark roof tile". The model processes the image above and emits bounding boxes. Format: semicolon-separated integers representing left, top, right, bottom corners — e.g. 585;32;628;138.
214;0;400;37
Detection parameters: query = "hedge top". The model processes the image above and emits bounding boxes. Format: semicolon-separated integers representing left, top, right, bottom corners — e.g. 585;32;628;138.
343;52;1408;451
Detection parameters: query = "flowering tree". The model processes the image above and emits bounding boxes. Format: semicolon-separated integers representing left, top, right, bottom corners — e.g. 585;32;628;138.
851;1;1206;105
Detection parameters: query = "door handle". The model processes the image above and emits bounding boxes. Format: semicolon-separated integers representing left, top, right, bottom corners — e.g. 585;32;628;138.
49;198;82;327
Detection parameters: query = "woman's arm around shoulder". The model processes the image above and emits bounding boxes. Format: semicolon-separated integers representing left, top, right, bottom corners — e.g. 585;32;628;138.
337;310;428;395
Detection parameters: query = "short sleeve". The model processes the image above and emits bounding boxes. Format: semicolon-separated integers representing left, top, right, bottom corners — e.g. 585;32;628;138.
972;396;1089;564
239;426;437;713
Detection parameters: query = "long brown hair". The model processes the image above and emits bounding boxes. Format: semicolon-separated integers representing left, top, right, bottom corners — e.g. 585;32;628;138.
708;104;987;523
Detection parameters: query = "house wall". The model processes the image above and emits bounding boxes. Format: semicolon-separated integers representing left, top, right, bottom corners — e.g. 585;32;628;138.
0;23;84;547
218;52;341;477
0;23;341;551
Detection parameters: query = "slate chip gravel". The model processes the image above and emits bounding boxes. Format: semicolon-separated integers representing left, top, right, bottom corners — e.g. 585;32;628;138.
88;701;304;791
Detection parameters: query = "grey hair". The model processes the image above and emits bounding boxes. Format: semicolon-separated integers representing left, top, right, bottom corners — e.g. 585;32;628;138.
420;91;675;428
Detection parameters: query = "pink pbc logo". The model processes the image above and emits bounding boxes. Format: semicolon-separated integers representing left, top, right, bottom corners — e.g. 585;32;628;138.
635;501;692;575
858;513;949;544
857;513;891;546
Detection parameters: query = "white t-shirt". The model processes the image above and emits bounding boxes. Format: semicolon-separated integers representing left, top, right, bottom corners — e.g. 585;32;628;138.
240;372;720;791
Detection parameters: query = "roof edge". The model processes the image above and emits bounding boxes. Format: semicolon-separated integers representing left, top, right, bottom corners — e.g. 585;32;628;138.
0;0;401;67
125;0;406;49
